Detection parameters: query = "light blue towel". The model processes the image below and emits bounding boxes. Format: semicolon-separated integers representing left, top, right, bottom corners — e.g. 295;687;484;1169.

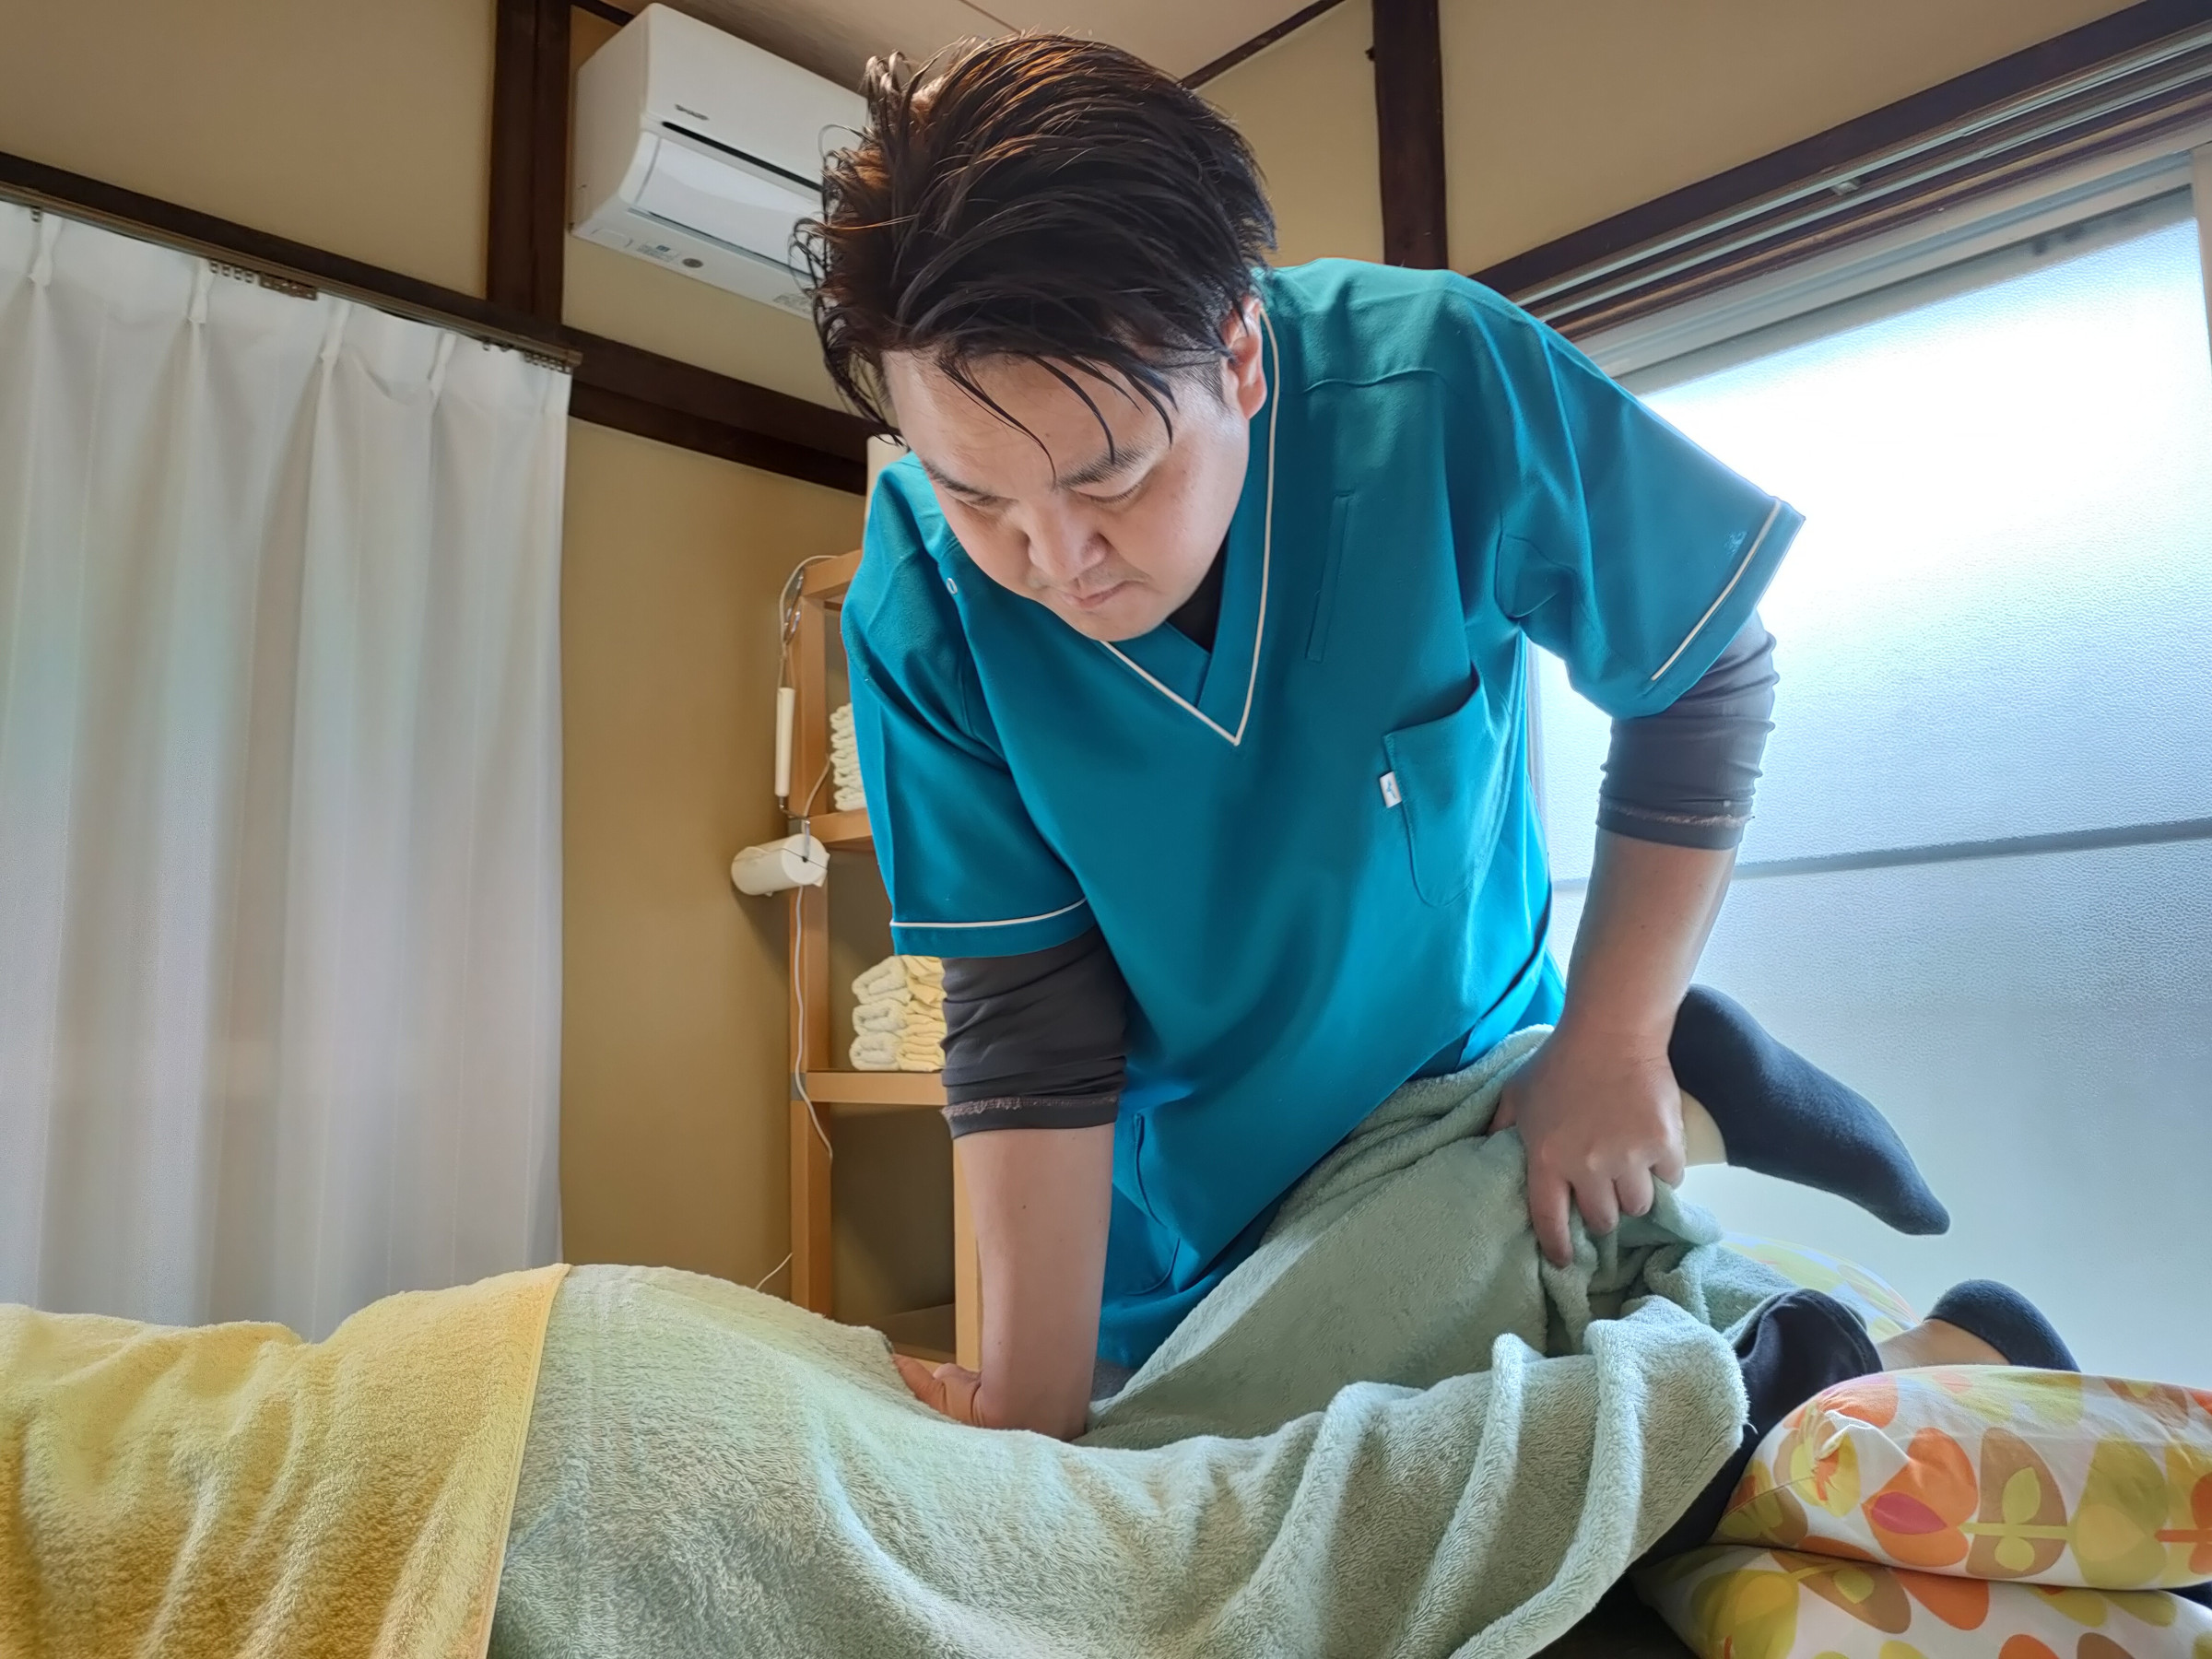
492;1030;1795;1657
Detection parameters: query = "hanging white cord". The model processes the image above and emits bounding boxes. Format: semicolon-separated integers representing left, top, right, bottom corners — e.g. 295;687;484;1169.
791;900;833;1160
780;551;845;1161
752;1252;794;1291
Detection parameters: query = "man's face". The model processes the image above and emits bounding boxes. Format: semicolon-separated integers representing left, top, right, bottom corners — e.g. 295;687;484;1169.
882;301;1268;643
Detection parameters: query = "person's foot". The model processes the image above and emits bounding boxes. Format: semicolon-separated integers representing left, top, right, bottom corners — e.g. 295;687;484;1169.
1876;1280;2078;1372
1877;1318;2006;1371
1668;985;1950;1235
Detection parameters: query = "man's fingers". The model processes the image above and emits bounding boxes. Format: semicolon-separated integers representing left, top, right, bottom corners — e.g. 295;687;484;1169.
931;1361;982;1425
1575;1179;1620;1240
894;1352;945;1409
1653;1140;1688;1189
1528;1169;1574;1267
893;1354;982;1425
1614;1167;1655;1220
1491;1088;1521;1133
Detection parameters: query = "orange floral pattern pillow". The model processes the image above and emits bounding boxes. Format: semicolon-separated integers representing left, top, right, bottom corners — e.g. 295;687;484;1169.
1638;1543;2212;1659
1717;1367;2212;1592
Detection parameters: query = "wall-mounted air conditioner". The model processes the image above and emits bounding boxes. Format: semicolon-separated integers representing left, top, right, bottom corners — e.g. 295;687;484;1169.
571;4;865;313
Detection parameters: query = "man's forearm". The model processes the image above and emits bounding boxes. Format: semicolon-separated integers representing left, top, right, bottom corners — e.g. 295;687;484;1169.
1559;830;1735;1045
955;1123;1114;1439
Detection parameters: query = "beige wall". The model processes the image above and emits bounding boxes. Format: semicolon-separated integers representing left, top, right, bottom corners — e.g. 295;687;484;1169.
1201;0;1383;266
559;423;859;1286
0;0;495;294
3;0;865;1296
1201;0;2143;275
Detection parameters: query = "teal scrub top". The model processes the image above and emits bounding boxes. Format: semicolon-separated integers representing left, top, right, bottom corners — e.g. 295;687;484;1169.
843;259;1802;1366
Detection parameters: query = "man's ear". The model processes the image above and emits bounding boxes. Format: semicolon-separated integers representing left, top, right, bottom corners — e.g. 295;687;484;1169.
1221;297;1268;420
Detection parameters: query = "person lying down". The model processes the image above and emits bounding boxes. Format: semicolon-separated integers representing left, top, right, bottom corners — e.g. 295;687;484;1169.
486;1012;2088;1659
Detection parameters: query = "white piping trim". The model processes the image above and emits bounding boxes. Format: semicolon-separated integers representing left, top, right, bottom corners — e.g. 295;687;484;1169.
1096;301;1281;747
894;897;1089;931
1647;499;1787;684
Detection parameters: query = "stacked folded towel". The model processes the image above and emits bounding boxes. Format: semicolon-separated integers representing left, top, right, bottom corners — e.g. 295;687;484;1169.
830;703;865;813
848;953;946;1071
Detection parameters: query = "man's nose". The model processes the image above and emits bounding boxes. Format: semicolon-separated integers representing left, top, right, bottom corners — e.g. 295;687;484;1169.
1026;504;1109;586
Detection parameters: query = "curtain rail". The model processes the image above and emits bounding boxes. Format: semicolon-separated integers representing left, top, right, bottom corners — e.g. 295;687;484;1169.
0;159;581;369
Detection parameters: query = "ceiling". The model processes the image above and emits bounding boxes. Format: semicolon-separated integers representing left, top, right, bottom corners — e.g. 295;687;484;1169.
656;0;1315;91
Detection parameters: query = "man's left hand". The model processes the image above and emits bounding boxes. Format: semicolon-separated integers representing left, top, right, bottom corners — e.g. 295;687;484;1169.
1493;1022;1687;1268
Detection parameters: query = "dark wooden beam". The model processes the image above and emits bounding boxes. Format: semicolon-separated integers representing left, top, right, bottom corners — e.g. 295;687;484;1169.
489;0;571;319
1474;0;2212;311
1184;0;1352;88
0;147;872;491
571;0;637;27
1371;0;1449;268
568;333;865;491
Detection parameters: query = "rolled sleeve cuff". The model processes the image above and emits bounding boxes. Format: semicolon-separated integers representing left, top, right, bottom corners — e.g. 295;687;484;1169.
1596;800;1753;850
890;897;1096;959
943;1093;1122;1137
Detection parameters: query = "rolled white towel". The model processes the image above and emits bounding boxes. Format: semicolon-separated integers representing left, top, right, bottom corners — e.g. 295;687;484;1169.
852;1001;907;1035
833;786;867;813
852;956;908;1001
895;1044;944;1073
900;954;944;983
849;1030;900;1071
830;702;856;729
906;982;944;1012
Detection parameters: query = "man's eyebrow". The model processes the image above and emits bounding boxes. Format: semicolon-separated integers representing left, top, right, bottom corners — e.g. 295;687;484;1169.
1054;441;1157;491
919;459;996;498
921;443;1159;498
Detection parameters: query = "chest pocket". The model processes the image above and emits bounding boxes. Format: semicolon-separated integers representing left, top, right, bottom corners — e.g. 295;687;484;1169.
1382;680;1510;908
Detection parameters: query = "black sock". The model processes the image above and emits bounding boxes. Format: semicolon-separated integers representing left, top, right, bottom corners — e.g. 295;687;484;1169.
1928;1280;2078;1371
1668;985;1950;1236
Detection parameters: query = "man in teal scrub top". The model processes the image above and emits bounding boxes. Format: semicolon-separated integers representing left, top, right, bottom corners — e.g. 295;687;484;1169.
805;36;1946;1439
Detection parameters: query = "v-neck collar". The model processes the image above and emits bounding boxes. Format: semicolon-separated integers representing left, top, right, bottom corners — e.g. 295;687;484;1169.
1095;301;1280;747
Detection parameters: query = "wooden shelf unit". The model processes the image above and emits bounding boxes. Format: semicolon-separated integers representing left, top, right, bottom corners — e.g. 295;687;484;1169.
786;551;982;1372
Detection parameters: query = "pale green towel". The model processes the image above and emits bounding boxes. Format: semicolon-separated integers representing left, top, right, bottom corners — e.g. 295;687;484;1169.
492;1030;1795;1657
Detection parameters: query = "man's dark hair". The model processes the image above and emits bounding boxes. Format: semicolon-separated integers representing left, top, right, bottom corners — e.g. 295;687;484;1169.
801;34;1276;442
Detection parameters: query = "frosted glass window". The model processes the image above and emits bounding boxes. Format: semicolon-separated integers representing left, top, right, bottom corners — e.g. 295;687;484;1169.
1550;842;2212;1386
1535;195;2212;1385
1536;206;2212;879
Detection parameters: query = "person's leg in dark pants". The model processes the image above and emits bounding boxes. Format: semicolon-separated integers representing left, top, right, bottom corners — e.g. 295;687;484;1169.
1641;1289;1881;1563
1643;1278;2084;1565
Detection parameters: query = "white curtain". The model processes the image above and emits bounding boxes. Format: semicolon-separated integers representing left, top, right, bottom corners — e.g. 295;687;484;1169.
0;204;566;1337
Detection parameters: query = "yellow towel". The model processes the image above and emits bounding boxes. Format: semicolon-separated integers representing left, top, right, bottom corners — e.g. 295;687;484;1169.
0;1263;569;1659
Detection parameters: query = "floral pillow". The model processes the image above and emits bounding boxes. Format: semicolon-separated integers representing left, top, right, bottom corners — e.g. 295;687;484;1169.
1717;1366;2212;1592
1722;1232;1922;1343
1638;1543;2212;1659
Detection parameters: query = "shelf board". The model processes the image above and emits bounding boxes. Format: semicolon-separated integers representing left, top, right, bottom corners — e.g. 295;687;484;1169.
812;807;871;850
803;1070;946;1112
877;1301;956;1365
801;548;862;599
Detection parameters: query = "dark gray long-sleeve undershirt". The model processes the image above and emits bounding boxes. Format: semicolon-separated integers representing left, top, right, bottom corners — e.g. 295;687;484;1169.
935;617;1778;1137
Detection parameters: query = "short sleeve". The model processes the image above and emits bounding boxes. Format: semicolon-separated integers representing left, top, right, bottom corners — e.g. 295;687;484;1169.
1451;280;1803;719
841;466;1095;959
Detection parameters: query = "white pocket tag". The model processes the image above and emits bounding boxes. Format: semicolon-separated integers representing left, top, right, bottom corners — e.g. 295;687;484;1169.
1379;771;1402;808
